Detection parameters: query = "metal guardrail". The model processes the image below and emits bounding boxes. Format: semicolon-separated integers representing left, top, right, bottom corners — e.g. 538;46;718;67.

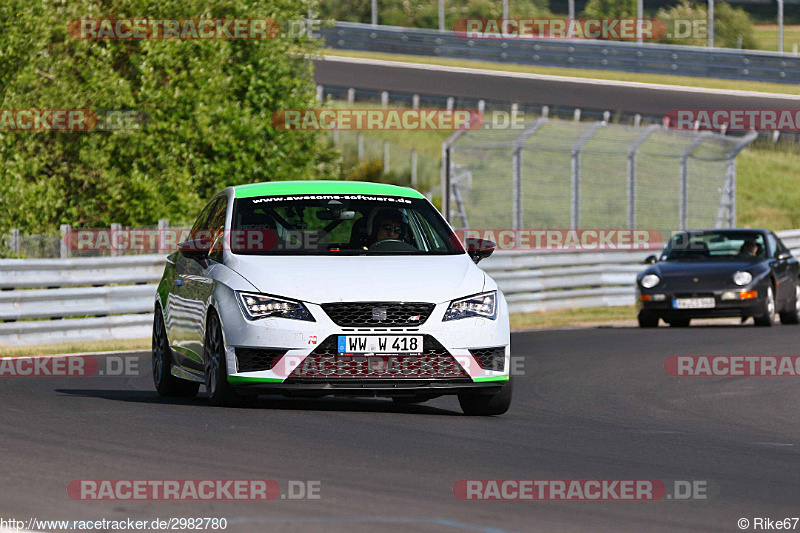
322;22;800;85
2;229;800;345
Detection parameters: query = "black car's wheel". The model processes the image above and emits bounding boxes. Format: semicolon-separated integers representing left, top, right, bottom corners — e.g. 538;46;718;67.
667;318;691;327
152;307;199;398
203;310;239;407
754;285;776;327
637;311;659;328
458;379;513;416
779;283;800;325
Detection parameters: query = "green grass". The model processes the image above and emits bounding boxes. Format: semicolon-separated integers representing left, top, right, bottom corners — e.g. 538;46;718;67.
737;145;800;230
511;306;636;330
753;24;800;52
0;338;150;357
323;49;800;96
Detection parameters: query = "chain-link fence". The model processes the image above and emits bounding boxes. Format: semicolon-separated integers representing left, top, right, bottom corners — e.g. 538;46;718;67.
443;118;757;235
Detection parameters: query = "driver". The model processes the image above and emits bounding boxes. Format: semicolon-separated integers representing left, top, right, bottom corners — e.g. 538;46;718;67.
739;240;759;257
369;208;405;247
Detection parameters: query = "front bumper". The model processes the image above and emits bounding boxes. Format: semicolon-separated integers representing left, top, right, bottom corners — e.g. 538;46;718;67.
637;286;765;319
218;294;512;391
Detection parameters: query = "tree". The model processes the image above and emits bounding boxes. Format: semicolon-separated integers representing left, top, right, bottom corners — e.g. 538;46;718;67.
656;0;757;48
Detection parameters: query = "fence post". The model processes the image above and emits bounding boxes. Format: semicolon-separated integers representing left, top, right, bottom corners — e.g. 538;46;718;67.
441;129;468;224
411;149;418;187
347;88;355;105
381;91;389;108
446;97;454;111
679;134;710;231
316;85;324;103
627;125;660;230
573;108;581;122
412;94;419;110
383;141;390;173
357;133;364;161
110;223;122;256
60;224;71;259
478;99;485;115
511;118;549;231
9;229;20;256
570;122;604;229
158;219;169;253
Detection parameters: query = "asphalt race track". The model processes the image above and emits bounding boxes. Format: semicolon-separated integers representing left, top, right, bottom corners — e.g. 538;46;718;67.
2;325;799;532
313;56;800;117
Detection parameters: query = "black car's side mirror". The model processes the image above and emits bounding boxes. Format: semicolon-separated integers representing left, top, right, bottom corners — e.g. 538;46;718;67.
466;238;496;264
178;238;211;261
778;251;792;261
643;255;657;265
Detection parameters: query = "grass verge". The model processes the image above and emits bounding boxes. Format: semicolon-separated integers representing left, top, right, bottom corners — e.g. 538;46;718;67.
511;306;636;330
323;49;800;96
753;24;800;52
0;338;150;357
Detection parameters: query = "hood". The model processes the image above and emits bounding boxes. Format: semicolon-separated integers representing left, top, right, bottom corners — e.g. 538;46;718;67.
225;254;485;304
641;259;768;291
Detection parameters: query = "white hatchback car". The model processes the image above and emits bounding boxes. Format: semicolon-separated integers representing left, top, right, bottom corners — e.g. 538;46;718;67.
153;181;512;415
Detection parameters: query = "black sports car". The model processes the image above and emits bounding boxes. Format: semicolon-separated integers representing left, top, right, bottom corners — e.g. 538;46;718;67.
636;229;800;327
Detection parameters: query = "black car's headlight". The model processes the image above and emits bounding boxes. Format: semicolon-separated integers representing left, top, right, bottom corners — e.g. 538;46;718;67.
443;291;497;321
236;291;315;322
641;274;660;289
733;271;753;286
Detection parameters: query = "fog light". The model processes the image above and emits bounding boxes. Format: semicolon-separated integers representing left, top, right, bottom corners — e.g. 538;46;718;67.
721;291;738;300
740;290;758;300
651;294;666;301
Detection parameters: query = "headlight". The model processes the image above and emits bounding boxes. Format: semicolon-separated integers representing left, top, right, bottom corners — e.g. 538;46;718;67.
733;271;753;286
443;291;497;321
641;274;660;289
236;291;315;322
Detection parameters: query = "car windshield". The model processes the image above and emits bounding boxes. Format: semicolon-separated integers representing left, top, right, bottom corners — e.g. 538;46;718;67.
230;194;465;255
662;231;766;261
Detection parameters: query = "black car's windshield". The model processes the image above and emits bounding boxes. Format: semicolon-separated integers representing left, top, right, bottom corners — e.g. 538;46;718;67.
230;194;465;255
662;231;766;261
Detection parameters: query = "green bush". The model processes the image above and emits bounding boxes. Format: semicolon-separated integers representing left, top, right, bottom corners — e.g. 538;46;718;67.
0;0;340;233
581;0;638;19
656;0;757;49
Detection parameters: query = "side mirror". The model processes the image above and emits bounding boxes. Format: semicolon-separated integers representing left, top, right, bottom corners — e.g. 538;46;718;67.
778;251;792;261
643;255;657;265
466;238;496;264
178;238;211;261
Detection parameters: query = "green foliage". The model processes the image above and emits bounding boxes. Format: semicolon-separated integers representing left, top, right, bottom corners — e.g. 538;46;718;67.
0;0;340;233
318;0;551;29
581;0;637;19
656;0;757;49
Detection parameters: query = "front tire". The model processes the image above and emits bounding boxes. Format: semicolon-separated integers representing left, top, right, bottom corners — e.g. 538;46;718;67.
203;310;239;407
458;379;513;416
637;311;659;328
779;283;800;325
152;307;199;398
754;285;776;327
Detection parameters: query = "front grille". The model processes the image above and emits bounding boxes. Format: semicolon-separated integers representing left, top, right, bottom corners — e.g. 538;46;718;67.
320;302;435;327
235;348;287;373
288;354;469;379
310;335;449;356
470;347;506;372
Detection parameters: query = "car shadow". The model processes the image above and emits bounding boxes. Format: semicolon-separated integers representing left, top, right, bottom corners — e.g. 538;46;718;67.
54;388;463;415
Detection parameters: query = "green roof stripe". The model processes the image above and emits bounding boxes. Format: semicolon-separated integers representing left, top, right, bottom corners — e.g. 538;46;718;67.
233;180;424;199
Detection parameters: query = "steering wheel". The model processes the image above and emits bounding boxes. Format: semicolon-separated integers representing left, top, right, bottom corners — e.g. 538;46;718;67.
368;239;405;250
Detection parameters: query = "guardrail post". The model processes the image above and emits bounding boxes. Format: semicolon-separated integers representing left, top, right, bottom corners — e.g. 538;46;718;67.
9;229;20;256
478;99;485;115
411;149;418;187
412;94;419;110
383;141;390;173
446;97;454;111
60;224;71;259
357;133;364;161
316;84;324;103
381;91;389;108
573;109;581;122
347;88;355;105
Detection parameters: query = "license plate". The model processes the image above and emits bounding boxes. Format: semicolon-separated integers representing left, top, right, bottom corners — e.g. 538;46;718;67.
672;297;715;309
337;335;423;354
